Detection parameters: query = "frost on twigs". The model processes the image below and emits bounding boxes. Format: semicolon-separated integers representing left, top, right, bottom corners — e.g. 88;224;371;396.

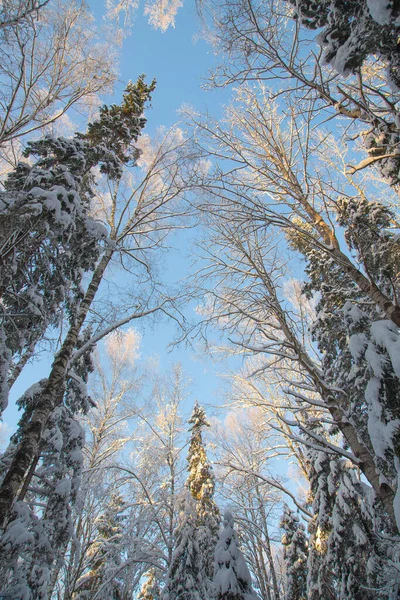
106;0;184;31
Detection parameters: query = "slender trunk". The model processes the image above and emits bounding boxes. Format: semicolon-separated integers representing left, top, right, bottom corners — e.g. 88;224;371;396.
8;339;38;389
256;493;280;600
282;317;397;529
248;247;399;531
0;249;113;528
295;190;400;327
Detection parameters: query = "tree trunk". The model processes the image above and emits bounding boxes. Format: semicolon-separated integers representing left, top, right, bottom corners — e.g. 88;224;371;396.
295;188;400;327
0;248;113;528
283;317;398;530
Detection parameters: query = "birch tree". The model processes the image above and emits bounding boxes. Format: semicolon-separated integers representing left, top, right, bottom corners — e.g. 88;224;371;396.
186;83;400;529
204;0;400;189
0;80;195;597
0;0;116;154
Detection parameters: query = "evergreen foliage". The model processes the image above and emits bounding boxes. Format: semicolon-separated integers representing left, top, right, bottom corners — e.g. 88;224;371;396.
81;76;156;178
162;492;207;600
0;135;108;413
187;402;220;585
213;510;258;600
288;0;400;88
304;437;398;599
280;506;308;600
0;76;155;598
76;493;127;599
163;402;220;600
138;569;161;600
292;196;400;520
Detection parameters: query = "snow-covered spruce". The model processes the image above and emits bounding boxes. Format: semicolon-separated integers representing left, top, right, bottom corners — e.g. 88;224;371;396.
0;135;108;414
75;493;127;599
280;505;308;600
291;195;400;530
288;0;400;89
304;432;400;599
0;77;154;524
187;401;220;588
162;492;208;600
139;569;161;600
213;510;258;600
163;402;220;600
0;332;94;599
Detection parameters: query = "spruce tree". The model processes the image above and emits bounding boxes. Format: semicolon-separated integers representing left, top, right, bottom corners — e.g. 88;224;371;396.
304;438;396;599
187;401;220;588
288;195;400;530
280;506;308;600
213;510;258;600
162;402;220;600
162;492;207;600
76;493;126;599
139;569;161;600
0;78;155;599
0;76;156;416
287;0;400;89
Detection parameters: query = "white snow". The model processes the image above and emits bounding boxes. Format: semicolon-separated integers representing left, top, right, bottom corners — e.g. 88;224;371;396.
367;0;392;25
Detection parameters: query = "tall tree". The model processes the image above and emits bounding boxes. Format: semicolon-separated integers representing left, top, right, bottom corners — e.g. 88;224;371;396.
187;401;221;589
214;510;259;600
0;0;116;151
0;72;204;541
163;402;220;599
280;506;308;600
0;78;163;598
186;81;400;529
162;491;206;600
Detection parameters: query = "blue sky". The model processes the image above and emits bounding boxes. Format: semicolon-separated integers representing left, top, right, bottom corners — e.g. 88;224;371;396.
112;2;235;413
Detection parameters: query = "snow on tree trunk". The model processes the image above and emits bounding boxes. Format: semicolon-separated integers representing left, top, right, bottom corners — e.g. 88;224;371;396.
0;78;155;531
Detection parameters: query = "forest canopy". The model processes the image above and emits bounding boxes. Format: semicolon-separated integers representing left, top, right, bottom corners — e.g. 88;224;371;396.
0;0;400;598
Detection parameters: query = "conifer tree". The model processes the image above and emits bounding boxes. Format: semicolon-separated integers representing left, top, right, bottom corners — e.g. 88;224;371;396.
0;77;155;520
290;195;400;530
76;493;126;599
187;401;220;587
139;569;161;600
0;75;156;416
162;492;207;600
288;0;400;88
304;439;396;599
0;78;156;599
213;510;258;600
280;506;308;600
162;402;220;600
